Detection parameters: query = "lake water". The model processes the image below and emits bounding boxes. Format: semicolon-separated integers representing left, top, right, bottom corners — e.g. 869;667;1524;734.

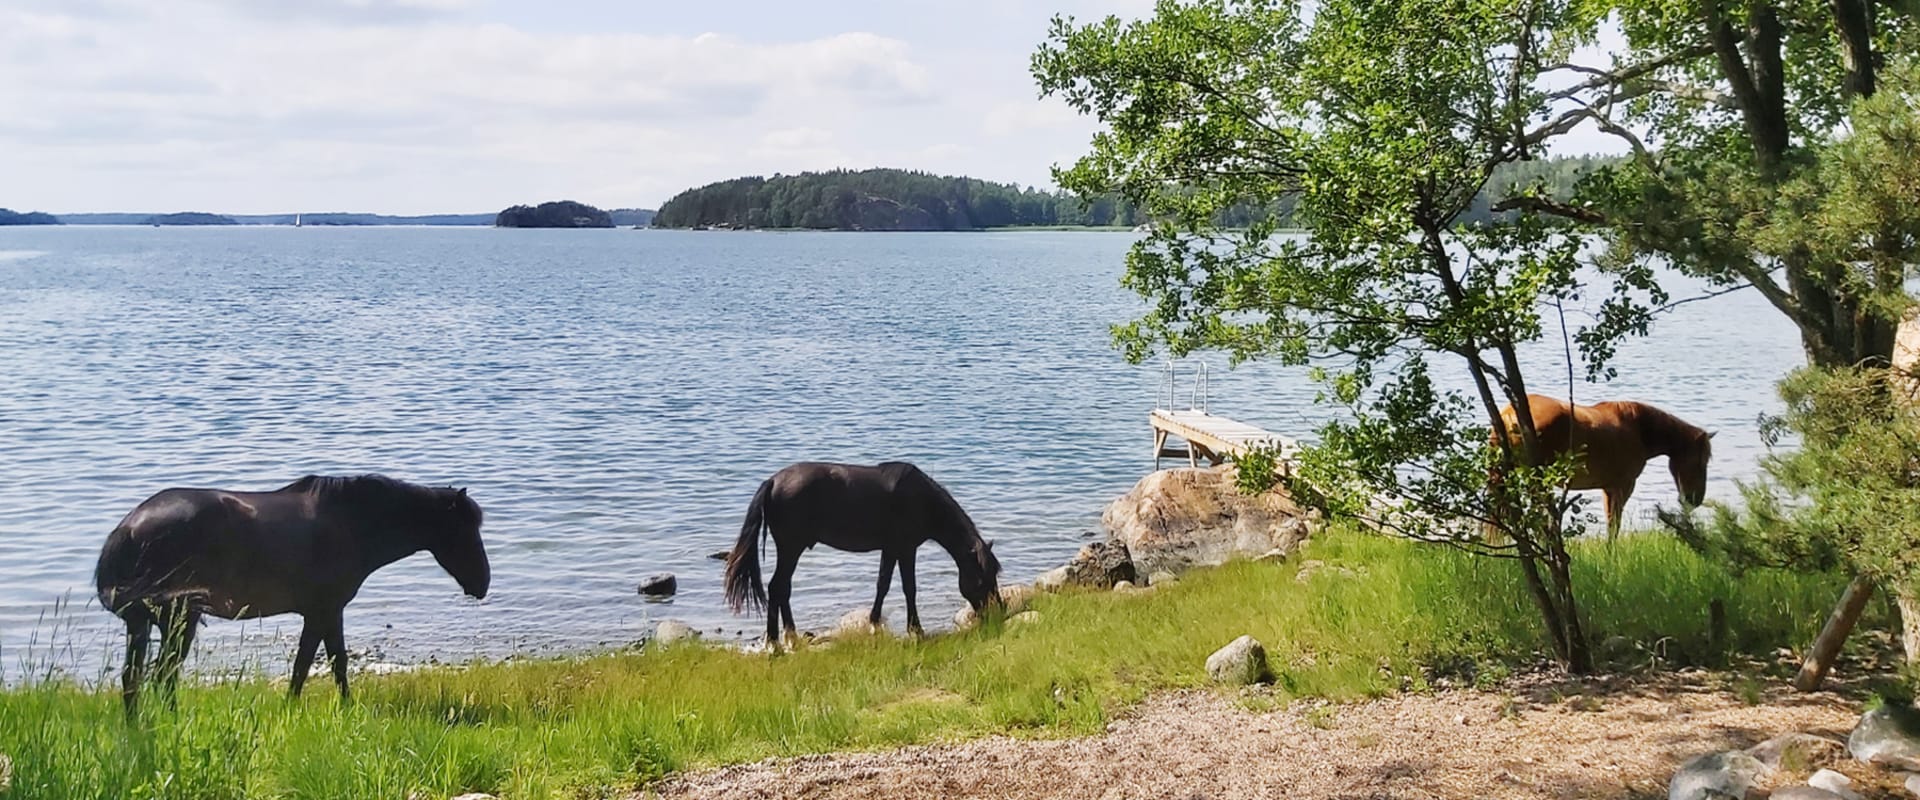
0;226;1803;679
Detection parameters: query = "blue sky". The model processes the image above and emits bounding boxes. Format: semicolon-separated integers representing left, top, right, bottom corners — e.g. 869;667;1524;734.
1;0;1622;215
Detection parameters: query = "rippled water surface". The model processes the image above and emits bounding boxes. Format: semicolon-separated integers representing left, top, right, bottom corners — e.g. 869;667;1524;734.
0;227;1802;678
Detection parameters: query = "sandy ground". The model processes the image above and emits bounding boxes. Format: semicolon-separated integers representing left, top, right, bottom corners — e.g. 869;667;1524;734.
645;673;1879;800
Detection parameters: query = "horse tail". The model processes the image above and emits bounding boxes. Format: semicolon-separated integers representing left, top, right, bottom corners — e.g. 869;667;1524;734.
724;478;773;614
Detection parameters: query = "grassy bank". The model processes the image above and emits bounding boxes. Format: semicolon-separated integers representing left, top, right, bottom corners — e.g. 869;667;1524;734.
0;531;1866;799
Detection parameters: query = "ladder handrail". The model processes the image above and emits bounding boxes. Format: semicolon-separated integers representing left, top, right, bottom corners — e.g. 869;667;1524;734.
1157;358;1212;413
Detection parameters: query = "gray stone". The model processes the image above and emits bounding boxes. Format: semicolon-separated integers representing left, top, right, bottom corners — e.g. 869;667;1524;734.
1770;787;1847;800
1904;772;1920;799
652;620;699;645
953;584;1035;628
829;608;884;638
1205;635;1271;685
1113;580;1136;592
1147;570;1179;586
1747;732;1847;772
1035;566;1072;592
450;795;499;800
1062;540;1136;588
1849;705;1920;770
637;573;677;597
1008;611;1041;628
1806;769;1862;800
1103;467;1314;576
1667;750;1768;800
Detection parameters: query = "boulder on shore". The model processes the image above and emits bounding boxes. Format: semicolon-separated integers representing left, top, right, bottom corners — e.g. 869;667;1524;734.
1667;750;1768;800
1205;635;1271;685
1848;704;1920;770
1746;732;1847;772
653;620;699;645
1102;467;1313;576
1061;541;1136;588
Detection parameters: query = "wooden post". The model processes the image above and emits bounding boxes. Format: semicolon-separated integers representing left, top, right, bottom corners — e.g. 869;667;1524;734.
1153;430;1168;471
1795;575;1876;692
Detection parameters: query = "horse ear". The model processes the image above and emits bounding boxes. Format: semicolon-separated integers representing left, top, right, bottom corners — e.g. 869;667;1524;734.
985;540;995;552
1707;431;1717;440
457;487;469;497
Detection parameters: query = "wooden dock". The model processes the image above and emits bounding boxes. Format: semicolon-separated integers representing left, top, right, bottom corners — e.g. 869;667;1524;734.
1151;408;1298;469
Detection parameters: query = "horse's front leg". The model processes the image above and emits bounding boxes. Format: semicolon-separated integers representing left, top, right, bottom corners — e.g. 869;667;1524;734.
121;615;151;720
322;616;351;703
870;552;897;630
1604;485;1633;539
289;619;323;698
898;549;921;637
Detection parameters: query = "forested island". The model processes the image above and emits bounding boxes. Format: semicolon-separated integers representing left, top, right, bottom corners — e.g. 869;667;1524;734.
652;160;1617;232
0;208;60;225
144;212;237;226
495;201;615;228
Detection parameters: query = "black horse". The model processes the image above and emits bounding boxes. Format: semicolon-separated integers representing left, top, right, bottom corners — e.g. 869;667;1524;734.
724;461;1001;645
94;474;490;715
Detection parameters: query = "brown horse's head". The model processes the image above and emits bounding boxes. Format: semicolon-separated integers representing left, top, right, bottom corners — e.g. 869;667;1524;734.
428;487;491;600
959;539;1002;611
1670;430;1715;508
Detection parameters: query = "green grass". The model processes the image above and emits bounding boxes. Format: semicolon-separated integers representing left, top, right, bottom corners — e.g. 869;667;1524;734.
0;530;1864;799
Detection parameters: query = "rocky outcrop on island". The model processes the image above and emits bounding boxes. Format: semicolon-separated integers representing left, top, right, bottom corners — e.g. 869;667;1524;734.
495;201;615;229
0;208;59;225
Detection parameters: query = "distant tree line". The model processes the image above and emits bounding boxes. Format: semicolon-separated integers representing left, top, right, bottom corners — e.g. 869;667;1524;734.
145;212;236;226
652;160;1621;232
0;208;61;225
495;201;615;228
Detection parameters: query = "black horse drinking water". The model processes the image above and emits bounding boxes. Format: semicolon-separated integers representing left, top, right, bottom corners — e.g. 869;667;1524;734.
94;475;490;715
725;462;1002;645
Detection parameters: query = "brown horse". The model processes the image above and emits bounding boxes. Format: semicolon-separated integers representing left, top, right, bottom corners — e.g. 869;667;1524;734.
1487;395;1714;539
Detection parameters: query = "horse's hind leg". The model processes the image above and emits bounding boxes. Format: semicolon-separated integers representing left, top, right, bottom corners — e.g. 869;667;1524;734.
870;552;897;630
120;611;152;719
768;548;801;647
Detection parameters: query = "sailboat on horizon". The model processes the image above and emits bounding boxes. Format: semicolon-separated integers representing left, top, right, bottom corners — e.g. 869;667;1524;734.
294;213;302;227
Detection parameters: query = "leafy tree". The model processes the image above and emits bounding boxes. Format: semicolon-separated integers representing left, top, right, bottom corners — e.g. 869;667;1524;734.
1532;0;1920;687
1035;0;1669;672
494;201;614;229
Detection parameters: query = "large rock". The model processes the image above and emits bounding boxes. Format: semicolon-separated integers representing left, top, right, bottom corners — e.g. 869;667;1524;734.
1770;788;1848;800
1103;467;1313;576
652;620;699;645
1747;732;1847;772
1205;635;1271;685
1848;704;1920;769
1062;541;1136;588
1668;750;1768;800
1806;770;1862;800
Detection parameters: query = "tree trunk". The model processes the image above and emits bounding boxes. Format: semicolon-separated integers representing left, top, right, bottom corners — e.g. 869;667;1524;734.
1897;581;1920;665
1795;575;1876;691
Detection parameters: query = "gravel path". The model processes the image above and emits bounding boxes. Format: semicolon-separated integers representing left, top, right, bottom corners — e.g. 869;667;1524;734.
645;674;1866;800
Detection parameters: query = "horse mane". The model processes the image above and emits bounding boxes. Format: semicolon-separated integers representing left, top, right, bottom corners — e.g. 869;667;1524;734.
887;463;1001;581
1627;403;1710;457
283;474;454;506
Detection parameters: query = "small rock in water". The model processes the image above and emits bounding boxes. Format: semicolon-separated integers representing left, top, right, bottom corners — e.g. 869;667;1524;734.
653;620;699;645
1205;635;1271;686
708;549;732;561
1667;750;1767;800
1806;769;1862;800
1849;704;1920;769
637;573;678;597
831;608;884;638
